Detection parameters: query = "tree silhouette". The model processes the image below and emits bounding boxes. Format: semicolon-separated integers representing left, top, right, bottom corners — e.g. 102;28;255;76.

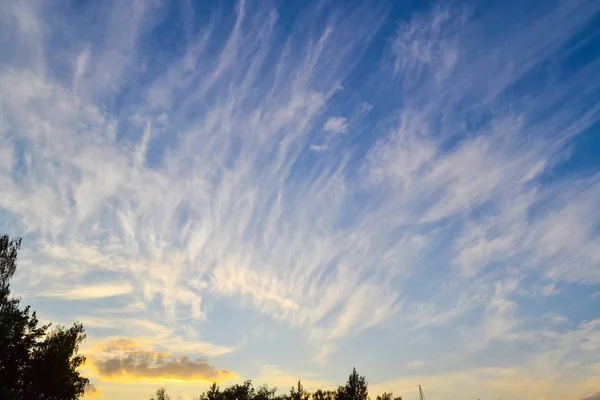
0;234;89;399
376;393;401;400
336;368;368;400
289;380;310;400
222;380;256;400
196;382;223;400
312;389;335;400
254;384;277;400
150;387;171;400
180;368;384;400
196;381;278;400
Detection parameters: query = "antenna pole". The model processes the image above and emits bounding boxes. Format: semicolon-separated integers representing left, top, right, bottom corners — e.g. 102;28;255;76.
418;385;425;400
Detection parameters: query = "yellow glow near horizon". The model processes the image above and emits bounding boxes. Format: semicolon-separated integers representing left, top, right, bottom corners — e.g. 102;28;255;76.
82;338;239;386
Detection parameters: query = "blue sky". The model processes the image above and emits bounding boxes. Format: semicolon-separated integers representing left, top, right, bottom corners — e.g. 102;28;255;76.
1;0;600;399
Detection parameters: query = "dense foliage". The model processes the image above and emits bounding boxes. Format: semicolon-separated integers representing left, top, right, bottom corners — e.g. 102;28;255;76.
0;234;89;399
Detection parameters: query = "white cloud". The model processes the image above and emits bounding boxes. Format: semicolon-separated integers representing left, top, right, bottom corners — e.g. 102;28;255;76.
406;360;427;368
40;283;133;300
390;4;467;82
0;0;395;348
72;47;90;92
323;116;348;134
0;1;599;391
549;315;569;326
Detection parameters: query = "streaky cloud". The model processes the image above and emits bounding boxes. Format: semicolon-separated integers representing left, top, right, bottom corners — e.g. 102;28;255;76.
39;283;133;300
0;0;599;398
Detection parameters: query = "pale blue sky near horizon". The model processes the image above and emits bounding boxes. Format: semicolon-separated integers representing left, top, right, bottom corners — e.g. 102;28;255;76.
1;0;600;399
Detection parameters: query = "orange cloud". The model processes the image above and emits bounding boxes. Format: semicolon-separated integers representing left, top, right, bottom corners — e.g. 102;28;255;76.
581;393;600;400
90;338;237;383
84;383;102;398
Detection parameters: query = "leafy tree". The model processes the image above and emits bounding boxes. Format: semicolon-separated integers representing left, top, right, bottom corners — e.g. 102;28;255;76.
197;382;223;400
150;387;171;400
312;389;335;400
0;234;89;400
336;368;368;400
197;381;267;400
376;393;400;400
289;380;310;400
222;380;255;400
255;384;277;400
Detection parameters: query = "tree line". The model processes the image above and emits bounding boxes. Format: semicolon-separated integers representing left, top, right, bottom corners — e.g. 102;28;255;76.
150;369;402;400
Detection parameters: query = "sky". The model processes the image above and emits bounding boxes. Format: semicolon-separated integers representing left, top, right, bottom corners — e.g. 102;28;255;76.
0;0;599;399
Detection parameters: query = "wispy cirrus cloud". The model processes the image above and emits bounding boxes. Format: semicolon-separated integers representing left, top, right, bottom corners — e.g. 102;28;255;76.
0;0;399;346
323;117;348;134
1;0;600;399
39;283;133;300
